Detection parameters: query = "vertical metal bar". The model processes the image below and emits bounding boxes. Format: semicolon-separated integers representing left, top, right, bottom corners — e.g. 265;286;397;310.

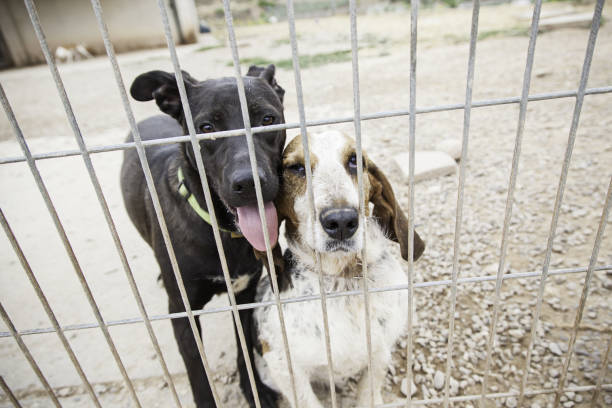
348;0;375;406
0;208;102;408
87;0;221;404
220;0;300;404
1;79;140;408
0;303;61;408
285;0;338;407
480;0;543;405
554;176;611;407
591;335;612;407
0;376;22;408
443;1;480;407
154;0;276;406
80;0;220;402
22;2;149;405
27;0;184;405
88;1;198;406
404;0;419;406
518;1;604;404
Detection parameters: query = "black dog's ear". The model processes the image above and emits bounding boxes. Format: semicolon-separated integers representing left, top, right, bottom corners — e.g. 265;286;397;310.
254;245;291;292
367;158;425;262
247;64;285;104
130;70;197;119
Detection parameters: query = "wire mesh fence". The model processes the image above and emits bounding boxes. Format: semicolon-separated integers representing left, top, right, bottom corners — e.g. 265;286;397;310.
0;0;611;407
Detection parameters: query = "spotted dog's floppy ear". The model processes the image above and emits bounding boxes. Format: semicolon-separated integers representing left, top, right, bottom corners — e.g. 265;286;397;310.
367;159;425;261
253;245;291;292
246;64;285;104
130;70;198;119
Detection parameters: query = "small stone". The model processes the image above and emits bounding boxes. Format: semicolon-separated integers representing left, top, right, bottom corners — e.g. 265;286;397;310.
433;370;445;390
549;368;560;378
94;384;108;394
562;402;574;408
449;377;459;396
549;342;563;356
421;384;430;399
400;378;417;397
508;329;524;339
505;396;518;408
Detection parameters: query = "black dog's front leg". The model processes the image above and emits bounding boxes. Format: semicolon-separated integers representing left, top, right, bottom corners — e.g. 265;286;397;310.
169;297;217;408
235;276;279;408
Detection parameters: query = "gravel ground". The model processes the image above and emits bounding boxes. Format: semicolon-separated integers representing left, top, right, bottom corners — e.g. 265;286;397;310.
1;2;611;407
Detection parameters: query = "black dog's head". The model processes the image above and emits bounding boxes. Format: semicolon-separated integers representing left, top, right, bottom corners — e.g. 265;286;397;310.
130;65;286;250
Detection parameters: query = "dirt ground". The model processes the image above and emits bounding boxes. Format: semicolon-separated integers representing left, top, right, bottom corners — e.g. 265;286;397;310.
0;1;611;407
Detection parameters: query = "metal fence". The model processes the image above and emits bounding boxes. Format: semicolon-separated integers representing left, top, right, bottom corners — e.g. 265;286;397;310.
0;0;610;407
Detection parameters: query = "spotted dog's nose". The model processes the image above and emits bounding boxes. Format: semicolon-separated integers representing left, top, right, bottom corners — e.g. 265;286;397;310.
319;208;359;240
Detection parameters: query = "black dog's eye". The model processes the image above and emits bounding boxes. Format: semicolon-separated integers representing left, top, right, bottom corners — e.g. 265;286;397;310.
287;163;305;177
199;123;214;133
262;115;275;126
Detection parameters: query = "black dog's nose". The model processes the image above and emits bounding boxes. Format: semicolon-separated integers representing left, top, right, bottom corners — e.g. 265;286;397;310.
231;170;255;196
319;208;359;240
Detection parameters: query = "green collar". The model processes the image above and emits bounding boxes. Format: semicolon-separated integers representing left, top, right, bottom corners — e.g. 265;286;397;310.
177;167;243;238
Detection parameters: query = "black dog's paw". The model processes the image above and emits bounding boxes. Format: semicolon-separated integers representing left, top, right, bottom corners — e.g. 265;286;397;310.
195;402;217;408
258;386;279;408
244;382;279;408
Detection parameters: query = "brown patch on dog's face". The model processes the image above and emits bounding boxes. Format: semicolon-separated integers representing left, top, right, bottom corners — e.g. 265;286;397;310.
276;136;317;239
260;339;270;355
338;142;375;216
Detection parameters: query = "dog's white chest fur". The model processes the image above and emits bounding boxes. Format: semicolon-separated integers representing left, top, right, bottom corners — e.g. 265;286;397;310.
254;221;410;405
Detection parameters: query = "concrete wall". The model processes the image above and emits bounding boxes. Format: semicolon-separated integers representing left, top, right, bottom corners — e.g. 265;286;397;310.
0;0;199;67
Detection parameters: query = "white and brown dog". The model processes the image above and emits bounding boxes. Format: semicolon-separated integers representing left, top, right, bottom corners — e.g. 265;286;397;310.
253;131;425;407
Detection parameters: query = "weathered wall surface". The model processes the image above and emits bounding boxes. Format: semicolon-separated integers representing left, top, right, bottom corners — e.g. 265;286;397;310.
0;0;198;67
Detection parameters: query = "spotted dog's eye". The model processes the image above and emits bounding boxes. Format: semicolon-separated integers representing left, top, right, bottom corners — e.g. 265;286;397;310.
287;163;305;177
262;115;275;126
348;153;358;172
199;123;214;133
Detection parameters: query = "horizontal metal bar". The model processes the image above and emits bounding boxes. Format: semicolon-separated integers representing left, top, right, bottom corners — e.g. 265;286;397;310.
2;264;609;339
1;85;610;165
371;384;612;407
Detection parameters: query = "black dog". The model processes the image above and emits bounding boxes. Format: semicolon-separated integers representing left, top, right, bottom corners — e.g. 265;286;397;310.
120;65;285;408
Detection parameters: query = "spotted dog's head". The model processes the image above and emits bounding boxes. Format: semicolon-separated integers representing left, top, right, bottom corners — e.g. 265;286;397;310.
277;130;424;267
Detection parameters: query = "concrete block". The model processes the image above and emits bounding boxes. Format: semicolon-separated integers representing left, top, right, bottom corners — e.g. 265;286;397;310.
393;151;457;183
539;13;595;31
436;139;463;161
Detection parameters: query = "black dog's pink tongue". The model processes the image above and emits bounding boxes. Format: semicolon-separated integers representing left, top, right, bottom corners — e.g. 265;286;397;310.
236;202;278;251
